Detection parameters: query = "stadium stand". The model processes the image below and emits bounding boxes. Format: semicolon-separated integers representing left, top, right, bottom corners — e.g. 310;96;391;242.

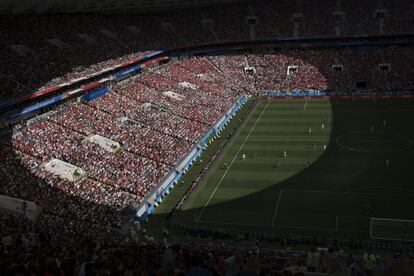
1;0;413;99
245;47;414;93
1;0;414;274
2;51;414;274
1;210;414;275
0;56;247;239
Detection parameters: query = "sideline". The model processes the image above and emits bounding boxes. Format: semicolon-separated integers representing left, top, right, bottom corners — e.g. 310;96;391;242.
196;100;270;222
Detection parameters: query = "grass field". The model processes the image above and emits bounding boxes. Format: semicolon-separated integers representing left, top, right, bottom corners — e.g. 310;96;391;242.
171;98;414;241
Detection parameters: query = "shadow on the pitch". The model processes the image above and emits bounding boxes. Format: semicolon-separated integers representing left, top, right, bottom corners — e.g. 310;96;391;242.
148;98;414;239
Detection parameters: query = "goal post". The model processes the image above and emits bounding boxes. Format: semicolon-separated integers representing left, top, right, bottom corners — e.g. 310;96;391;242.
370;218;414;241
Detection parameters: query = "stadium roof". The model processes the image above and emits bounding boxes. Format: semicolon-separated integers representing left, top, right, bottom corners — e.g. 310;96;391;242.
0;0;247;14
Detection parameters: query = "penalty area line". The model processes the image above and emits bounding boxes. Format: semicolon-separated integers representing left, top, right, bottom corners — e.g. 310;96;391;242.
197;219;269;228
195;100;270;223
271;190;284;227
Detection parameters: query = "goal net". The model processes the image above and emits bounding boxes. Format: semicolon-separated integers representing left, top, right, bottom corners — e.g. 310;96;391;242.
370;218;414;241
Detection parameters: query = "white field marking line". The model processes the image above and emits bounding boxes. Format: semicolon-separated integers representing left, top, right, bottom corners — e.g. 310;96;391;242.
275;190;412;231
274;224;368;233
335;131;413;153
272;190;370;232
197;219;369;233
196;193;413;233
195;100;270;223
249;138;329;142
335;215;370;231
336;139;412;143
337;215;370;219
369;218;373;238
197;219;269;227
370;218;414;241
335;108;413;114
271;190;284;227
281;190;413;231
371;217;414;223
280;189;413;197
371;236;414;242
346;186;414;194
335;216;338;231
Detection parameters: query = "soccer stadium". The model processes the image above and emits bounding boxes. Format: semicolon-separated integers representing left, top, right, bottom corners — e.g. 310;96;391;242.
0;0;414;275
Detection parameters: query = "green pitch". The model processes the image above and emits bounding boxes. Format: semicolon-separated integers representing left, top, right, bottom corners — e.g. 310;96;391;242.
171;98;414;241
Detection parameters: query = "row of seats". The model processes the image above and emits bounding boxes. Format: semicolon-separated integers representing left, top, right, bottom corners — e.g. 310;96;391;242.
0;210;410;276
0;57;246;240
3;49;414;239
1;0;412;99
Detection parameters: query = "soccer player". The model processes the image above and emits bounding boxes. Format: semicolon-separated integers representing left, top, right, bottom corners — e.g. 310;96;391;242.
323;144;327;151
308;127;312;135
321;123;325;131
275;160;281;168
283;150;287;158
386;159;390;167
242;153;246;160
307;159;312;167
383;120;387;126
224;162;228;169
365;204;371;216
312;143;316;150
370;125;374;133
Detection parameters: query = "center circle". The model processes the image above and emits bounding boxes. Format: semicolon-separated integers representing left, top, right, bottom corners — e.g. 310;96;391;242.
336;131;413;153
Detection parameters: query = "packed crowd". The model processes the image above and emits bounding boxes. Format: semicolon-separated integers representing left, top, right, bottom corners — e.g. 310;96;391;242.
2;47;414;238
0;144;128;238
1;0;413;100
2;211;413;276
239;47;414;93
0;57;246;240
13;120;169;196
0;53;414;275
0;1;413;273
